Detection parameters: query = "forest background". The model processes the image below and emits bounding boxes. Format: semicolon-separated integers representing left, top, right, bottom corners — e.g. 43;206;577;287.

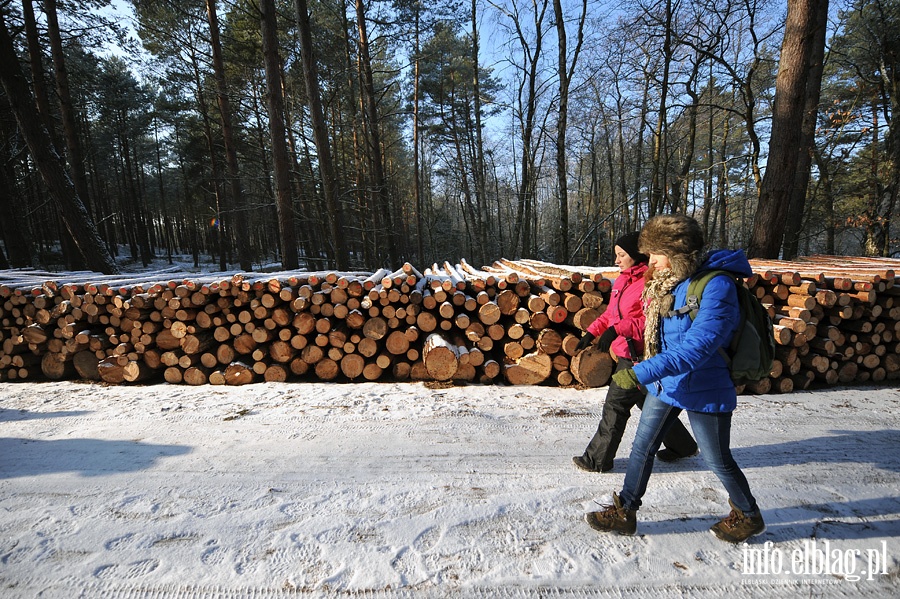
0;0;896;276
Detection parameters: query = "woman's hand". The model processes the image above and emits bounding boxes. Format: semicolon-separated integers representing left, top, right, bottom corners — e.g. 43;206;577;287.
612;368;639;390
575;332;596;351
597;327;618;353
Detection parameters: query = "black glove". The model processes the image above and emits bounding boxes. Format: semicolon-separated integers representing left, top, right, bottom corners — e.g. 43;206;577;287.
575;332;596;351
597;327;619;353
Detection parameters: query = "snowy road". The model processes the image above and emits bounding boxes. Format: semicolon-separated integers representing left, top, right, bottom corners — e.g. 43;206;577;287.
1;380;898;597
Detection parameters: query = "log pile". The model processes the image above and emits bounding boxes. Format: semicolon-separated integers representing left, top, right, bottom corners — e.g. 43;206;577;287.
743;255;900;393
0;261;615;388
2;254;900;394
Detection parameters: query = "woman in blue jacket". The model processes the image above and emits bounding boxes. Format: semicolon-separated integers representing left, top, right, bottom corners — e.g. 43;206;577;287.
584;214;765;544
573;231;697;473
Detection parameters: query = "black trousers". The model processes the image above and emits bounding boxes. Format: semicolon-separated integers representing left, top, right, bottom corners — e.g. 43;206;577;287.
580;358;698;471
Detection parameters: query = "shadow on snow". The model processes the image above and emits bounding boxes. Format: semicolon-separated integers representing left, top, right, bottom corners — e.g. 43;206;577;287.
0;437;191;478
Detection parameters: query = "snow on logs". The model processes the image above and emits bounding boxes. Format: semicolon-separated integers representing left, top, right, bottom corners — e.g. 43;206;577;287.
2;255;900;394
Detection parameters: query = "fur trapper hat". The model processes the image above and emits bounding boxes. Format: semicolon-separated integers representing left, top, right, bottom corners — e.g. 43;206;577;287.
639;214;705;281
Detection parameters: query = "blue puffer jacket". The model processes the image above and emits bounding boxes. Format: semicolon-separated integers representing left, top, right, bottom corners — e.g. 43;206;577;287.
631;249;753;413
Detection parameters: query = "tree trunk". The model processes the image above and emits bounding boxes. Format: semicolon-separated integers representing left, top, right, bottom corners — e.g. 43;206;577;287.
0;12;118;274
701;65;715;239
34;0;86;270
355;0;399;265
510;0;548;257
44;0;92;219
295;0;349;270
187;44;227;271
718;115;731;247
0;118;36;267
648;0;673;216
206;0;252;271
414;8;424;265
633;57;651;220
670;58;702;214
260;0;299;269
153;120;174;264
813;149;836;254
885;95;900;258
470;0;487;265
782;0;829;260
337;6;370;266
748;0;822;258
22;0;61;152
552;0;587;262
553;0;569;260
615;86;629;231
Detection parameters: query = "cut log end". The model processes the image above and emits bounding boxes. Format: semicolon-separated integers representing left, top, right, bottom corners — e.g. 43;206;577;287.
569;347;615;388
502;351;552;385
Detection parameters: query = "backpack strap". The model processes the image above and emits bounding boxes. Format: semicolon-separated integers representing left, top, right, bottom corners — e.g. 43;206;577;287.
666;270;731;319
665;269;737;364
667;295;699;317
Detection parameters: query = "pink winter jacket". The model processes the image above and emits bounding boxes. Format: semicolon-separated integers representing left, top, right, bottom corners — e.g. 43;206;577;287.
586;262;647;361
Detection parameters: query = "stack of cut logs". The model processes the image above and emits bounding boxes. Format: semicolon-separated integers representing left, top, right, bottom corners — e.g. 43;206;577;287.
1;255;899;394
744;256;900;393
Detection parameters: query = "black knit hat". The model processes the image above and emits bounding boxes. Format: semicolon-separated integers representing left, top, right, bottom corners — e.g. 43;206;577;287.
615;231;649;264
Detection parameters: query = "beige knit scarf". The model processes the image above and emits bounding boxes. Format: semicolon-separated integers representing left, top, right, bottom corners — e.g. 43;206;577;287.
642;268;682;359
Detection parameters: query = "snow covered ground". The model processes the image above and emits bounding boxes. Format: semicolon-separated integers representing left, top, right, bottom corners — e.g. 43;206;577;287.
1;379;898;598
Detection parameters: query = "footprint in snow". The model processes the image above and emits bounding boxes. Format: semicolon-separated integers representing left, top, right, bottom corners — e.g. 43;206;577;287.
93;558;159;579
200;539;225;566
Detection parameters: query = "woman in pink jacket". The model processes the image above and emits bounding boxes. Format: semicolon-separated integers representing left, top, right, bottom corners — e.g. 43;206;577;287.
572;232;697;472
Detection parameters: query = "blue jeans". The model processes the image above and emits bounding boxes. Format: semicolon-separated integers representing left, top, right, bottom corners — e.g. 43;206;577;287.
618;393;759;515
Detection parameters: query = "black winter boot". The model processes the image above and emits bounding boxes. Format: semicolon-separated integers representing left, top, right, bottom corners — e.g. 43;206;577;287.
573;455;611;473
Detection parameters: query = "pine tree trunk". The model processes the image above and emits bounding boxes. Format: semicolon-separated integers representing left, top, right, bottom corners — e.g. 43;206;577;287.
471;0;488;265
22;0;60;152
782;0;829;260
44;0;92;219
355;0;398;265
295;0;349;270
413;10;424;265
0;13;118;274
206;0;252;271
748;0;820;258
260;0;299;270
187;46;227;271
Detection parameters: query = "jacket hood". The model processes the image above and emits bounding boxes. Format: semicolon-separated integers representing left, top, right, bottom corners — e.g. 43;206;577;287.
697;248;753;278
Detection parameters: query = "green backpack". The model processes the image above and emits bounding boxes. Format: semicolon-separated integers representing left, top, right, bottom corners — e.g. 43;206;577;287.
668;270;775;385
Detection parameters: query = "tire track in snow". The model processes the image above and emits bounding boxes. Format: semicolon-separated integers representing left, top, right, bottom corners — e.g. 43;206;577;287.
2;580;820;598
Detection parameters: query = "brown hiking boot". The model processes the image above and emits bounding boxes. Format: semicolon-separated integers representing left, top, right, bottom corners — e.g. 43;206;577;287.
585;492;637;535
710;499;766;543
